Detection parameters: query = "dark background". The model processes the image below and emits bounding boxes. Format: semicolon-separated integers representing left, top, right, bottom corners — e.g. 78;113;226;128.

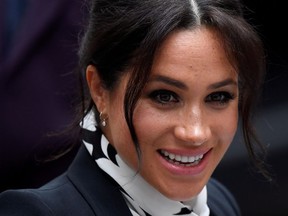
213;1;288;215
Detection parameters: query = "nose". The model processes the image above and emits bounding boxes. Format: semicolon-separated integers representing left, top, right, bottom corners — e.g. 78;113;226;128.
174;113;211;146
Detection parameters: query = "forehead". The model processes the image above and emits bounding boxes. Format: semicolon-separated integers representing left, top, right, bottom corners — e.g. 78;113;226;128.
156;27;227;64
151;27;237;81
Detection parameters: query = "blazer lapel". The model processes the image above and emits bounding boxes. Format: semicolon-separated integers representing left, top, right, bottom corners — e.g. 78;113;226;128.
67;145;133;216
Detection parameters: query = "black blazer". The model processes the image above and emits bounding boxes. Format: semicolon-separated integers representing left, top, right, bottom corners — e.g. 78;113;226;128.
0;146;241;216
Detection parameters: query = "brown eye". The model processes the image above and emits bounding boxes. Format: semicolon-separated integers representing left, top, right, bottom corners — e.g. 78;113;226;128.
205;92;234;105
149;90;179;104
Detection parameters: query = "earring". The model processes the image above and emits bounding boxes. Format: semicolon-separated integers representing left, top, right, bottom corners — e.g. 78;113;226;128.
99;112;108;127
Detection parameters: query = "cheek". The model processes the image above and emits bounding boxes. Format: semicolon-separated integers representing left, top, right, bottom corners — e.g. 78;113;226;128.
210;108;238;169
107;98;139;169
110;118;139;170
216;108;238;148
133;104;168;146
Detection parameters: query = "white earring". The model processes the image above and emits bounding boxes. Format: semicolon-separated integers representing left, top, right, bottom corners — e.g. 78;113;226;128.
99;112;108;127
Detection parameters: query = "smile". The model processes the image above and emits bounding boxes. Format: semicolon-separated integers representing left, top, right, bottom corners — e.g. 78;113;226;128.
159;150;204;167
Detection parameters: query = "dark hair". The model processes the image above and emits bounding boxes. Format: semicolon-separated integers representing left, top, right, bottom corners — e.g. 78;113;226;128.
77;0;269;179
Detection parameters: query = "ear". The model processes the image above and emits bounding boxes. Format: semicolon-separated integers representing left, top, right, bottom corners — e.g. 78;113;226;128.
86;65;107;112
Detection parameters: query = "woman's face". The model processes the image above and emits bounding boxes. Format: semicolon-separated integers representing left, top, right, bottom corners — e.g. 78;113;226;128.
90;27;239;201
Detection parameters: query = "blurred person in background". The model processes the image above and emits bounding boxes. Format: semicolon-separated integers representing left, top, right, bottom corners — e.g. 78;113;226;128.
0;0;86;191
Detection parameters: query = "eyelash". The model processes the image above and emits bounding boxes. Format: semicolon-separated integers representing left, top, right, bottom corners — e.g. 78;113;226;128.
148;89;235;107
205;91;235;106
149;90;179;105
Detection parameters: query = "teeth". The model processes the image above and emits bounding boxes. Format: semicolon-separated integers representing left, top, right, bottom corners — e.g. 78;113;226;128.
160;150;203;164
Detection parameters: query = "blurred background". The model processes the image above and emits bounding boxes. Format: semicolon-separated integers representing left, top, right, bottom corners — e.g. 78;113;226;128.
0;0;287;215
0;0;85;191
213;1;288;215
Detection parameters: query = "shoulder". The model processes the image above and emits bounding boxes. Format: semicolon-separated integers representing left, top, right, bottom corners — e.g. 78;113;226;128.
0;189;53;216
0;174;94;216
207;178;241;216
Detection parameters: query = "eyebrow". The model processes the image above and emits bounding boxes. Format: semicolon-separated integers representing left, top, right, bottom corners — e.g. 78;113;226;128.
149;75;188;90
149;75;237;90
208;78;238;89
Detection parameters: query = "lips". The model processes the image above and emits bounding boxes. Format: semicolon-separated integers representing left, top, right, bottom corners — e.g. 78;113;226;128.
158;149;206;167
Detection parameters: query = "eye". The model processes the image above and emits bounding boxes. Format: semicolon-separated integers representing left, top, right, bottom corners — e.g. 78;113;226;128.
149;89;179;105
205;91;235;106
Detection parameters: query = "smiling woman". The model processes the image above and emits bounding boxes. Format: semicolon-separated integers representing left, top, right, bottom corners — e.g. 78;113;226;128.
87;28;239;201
0;0;267;215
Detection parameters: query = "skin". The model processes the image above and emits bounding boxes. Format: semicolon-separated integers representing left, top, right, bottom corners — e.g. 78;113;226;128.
87;27;239;201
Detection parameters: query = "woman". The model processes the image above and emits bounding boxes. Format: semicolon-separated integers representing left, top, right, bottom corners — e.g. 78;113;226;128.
0;0;267;215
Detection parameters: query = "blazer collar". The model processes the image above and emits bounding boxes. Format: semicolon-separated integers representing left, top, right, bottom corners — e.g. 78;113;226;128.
67;144;132;216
